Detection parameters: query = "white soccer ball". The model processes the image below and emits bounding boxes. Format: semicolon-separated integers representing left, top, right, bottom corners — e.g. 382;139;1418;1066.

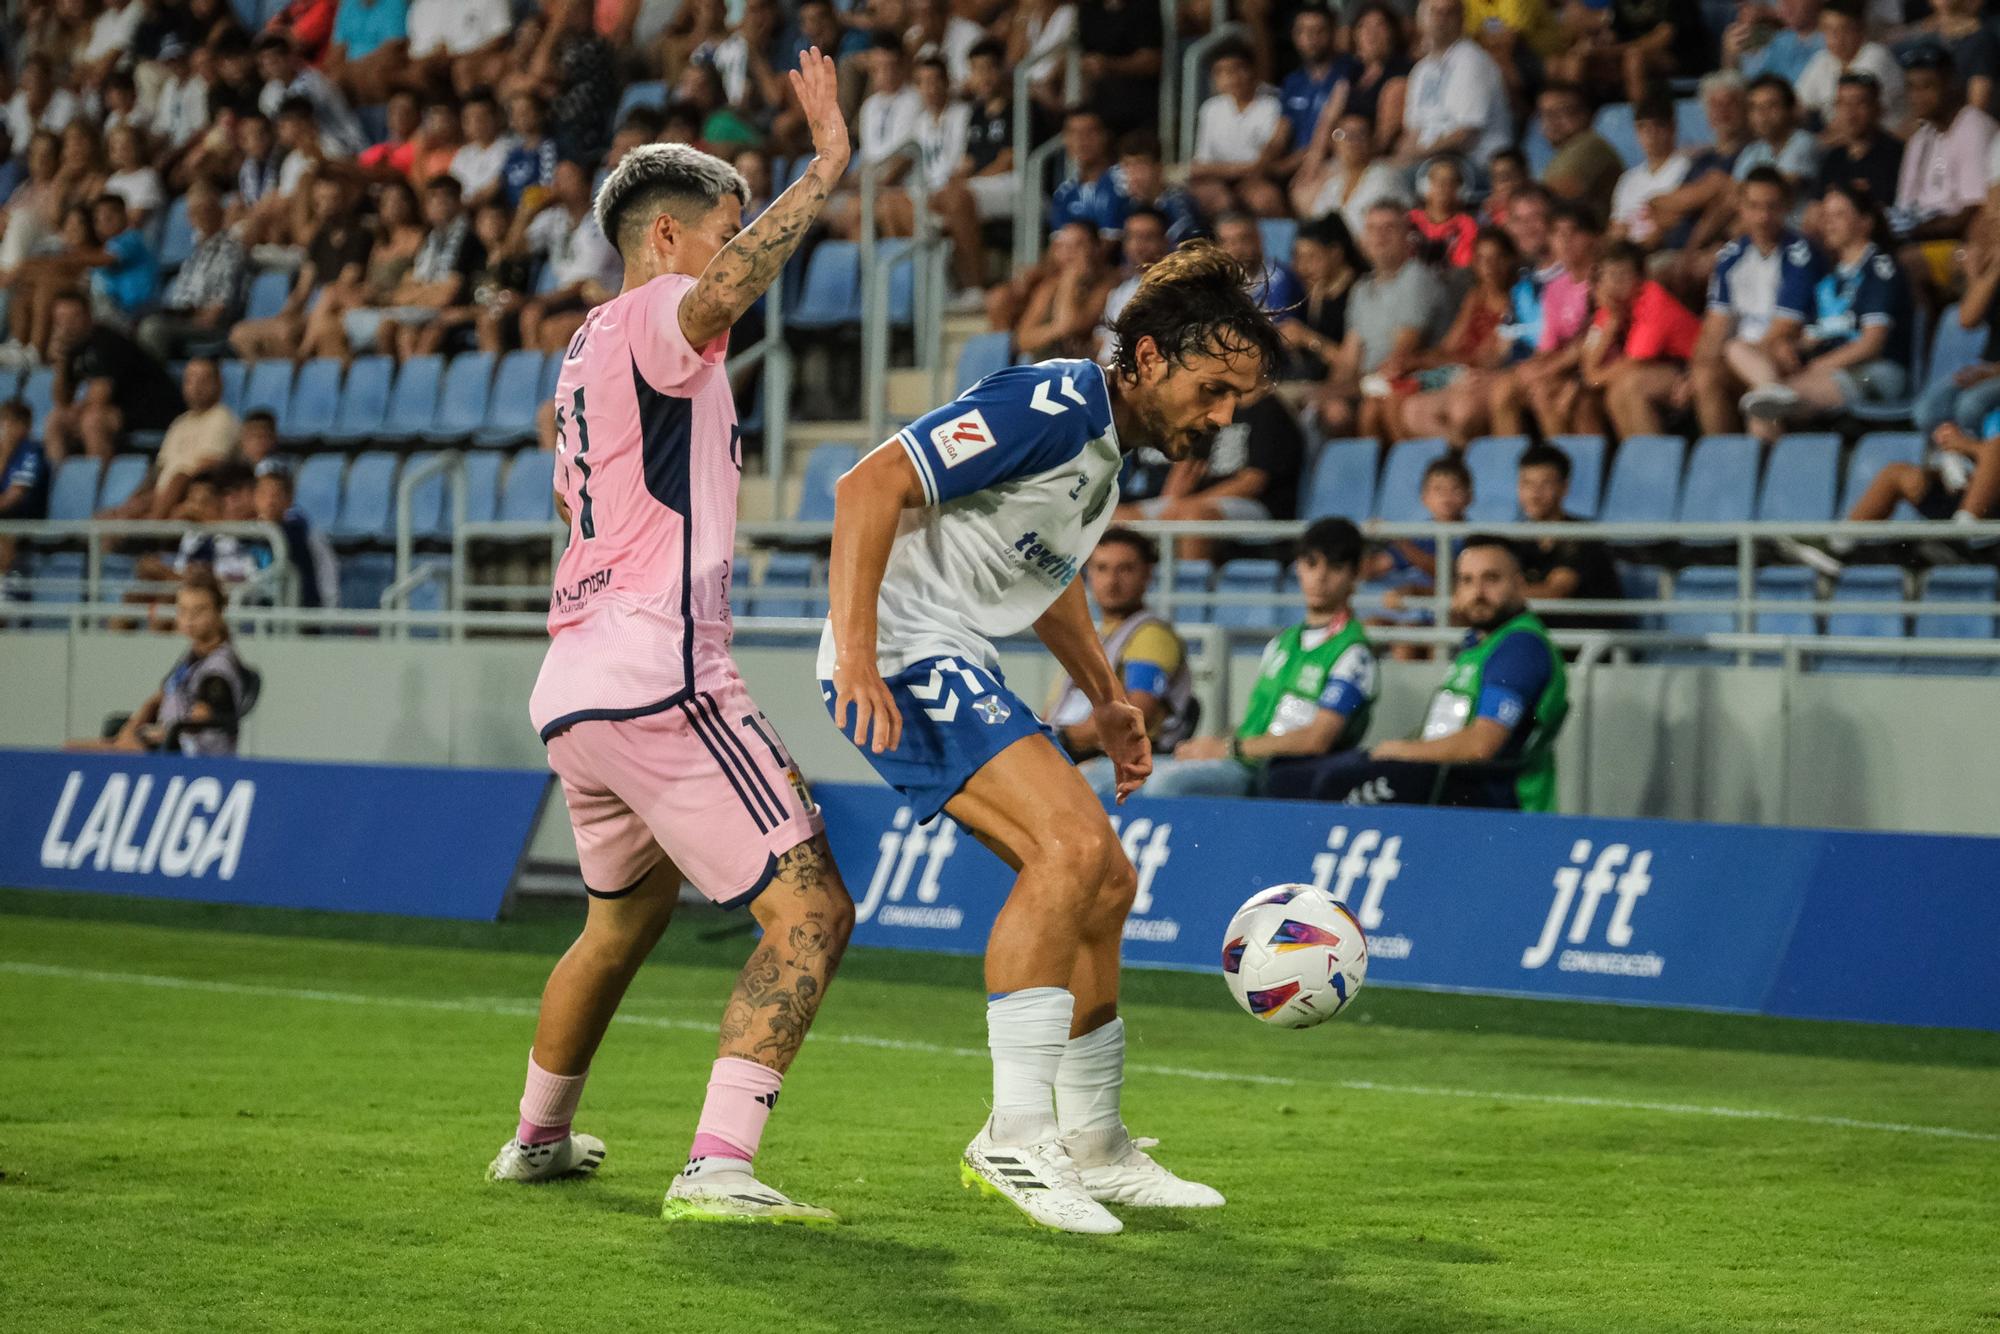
1220;884;1368;1029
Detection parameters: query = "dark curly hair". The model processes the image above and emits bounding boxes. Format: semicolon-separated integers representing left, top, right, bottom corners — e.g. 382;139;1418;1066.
1109;240;1285;384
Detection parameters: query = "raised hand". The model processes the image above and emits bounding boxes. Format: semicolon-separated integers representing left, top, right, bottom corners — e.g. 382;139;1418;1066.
1094;698;1153;804
789;47;850;183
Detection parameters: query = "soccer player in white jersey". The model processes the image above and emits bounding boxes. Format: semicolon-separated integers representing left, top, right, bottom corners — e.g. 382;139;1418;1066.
484;52;859;1227
821;245;1284;1234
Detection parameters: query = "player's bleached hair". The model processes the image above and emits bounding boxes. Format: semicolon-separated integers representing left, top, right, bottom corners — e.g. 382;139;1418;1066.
594;143;751;258
1110;239;1285;383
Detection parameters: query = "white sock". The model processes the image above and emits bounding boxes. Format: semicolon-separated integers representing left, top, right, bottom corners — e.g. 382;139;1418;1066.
1952;508;1979;524
986;987;1073;1145
1054;1017;1126;1136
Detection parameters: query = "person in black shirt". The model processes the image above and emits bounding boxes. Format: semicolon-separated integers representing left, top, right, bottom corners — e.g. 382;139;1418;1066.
1512;442;1623;632
1808;73;1903;229
43;291;184;464
944;39;1016;225
1115;392;1306;558
1076;0;1164;134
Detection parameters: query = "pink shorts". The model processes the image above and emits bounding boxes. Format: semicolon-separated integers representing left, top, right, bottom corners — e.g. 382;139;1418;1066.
545;679;823;906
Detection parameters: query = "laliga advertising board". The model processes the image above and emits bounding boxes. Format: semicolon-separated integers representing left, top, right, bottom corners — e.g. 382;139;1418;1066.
815;784;2000;1033
0;749;549;920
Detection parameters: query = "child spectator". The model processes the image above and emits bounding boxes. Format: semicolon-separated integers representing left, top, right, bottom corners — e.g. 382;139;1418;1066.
1585;240;1703;438
1408;156;1477;268
1610;97;1690;248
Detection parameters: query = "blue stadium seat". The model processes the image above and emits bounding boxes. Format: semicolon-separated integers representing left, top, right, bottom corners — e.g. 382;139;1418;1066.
426;352;495;444
403;451;452;541
20;367;53;434
340;551;396;612
382;355;444;442
1593;104;1642;168
750;550;820;618
1464;435;1528;522
461;449;504;525
1822;566;1907;674
1674;98;1713;150
292;454;346;531
241;359;294;425
157;195;195;270
1551;435;1606;517
1617;561;1665;631
97;455;150;510
1215;558;1285;629
880;240;916;327
789;241;862;330
28;550;84;602
795;444;860;523
330;451;400;544
1677;434;1760;525
955;332;1012;394
324;355;394;446
1659;566;1740;664
539;350;564;402
1168;558;1215;624
48;458;100;520
1922;304;1986;393
243;270;291;321
1373;438;1449;521
1840;432;1923;517
1598;435;1684;523
499;449;557;522
1257;218;1298;264
219;359;248;416
615;81;668;123
1753;566;1818;637
1911;566;1999;675
1756;434;1839;522
475;349;548;447
1299;437;1377;521
281;358;343;444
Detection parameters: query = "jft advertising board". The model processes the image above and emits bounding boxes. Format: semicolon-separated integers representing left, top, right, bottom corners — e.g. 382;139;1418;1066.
817;783;2000;1032
1;749;548;920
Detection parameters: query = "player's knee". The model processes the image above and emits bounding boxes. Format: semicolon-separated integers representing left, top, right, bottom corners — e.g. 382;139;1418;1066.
1025;818;1118;902
1097;853;1138;923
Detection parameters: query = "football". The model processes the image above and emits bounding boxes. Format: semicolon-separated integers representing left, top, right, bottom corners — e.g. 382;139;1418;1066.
1221;884;1369;1028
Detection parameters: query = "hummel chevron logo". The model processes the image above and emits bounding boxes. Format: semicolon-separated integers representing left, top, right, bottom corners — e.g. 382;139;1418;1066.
908;669;959;723
1028;375;1088;416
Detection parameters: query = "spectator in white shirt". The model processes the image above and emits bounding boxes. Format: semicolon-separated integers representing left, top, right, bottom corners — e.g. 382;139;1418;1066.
1896;47;1995;298
1398;0;1512;174
827;34;926;238
104;126;165;227
5;57;80;150
1189;39;1290;219
906;0;987;90
871;56;989;307
450;94;517;210
1796;0;1906;129
510;159;622;354
406;0;514;100
77;0;146;93
1610;97;1691;248
255;33;366;158
709;0;791;117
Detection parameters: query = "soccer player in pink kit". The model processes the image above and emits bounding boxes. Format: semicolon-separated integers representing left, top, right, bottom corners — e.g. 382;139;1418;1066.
484;51;856;1226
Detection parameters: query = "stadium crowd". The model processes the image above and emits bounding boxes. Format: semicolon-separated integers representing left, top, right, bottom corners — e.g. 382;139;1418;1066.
3;0;2000;603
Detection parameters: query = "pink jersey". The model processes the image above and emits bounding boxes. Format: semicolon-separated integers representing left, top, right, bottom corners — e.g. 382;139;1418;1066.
530;273;741;740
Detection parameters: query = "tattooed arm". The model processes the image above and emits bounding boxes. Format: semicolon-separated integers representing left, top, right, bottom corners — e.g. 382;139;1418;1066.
679;47;851;350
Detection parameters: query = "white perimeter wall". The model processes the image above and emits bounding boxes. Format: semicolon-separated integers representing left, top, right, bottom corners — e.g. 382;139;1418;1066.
2;632;1995;844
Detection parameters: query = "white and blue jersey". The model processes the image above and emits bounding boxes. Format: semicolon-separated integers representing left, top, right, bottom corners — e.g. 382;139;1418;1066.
1804;243;1911;368
818;358;1126;818
1707;231;1824;343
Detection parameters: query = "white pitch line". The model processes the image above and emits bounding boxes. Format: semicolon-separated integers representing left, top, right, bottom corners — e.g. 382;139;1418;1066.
5;961;1998;1145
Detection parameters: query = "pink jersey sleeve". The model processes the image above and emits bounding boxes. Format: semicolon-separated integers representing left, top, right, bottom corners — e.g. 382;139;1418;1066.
628;273;730;390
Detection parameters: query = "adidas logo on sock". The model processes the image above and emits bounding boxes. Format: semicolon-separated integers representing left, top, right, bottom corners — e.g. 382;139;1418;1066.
754;1091;780;1110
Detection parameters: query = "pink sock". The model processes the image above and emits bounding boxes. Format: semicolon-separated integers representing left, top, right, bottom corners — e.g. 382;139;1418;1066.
687;1056;783;1166
517;1052;588;1146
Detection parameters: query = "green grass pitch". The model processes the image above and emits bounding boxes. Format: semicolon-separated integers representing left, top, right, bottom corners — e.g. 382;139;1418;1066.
4;887;1998;1333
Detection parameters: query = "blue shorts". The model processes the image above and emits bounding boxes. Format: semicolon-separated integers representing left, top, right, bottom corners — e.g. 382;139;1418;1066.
820;655;1053;821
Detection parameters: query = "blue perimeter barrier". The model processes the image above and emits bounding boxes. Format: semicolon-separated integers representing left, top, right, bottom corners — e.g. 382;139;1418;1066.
1;750;549;921
818;783;2000;1033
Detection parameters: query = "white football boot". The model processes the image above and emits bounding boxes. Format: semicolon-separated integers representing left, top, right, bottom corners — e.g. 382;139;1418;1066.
661;1159;839;1227
485;1132;607;1183
961;1123;1123;1234
1064;1124;1225;1208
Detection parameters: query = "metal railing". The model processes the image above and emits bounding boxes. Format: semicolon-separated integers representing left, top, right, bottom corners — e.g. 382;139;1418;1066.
383;451;466;626
0;518;294;607
859;137;948;445
1012;38;1083;272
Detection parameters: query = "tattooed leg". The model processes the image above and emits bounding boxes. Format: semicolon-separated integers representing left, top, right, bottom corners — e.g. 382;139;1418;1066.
716;834;855;1074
